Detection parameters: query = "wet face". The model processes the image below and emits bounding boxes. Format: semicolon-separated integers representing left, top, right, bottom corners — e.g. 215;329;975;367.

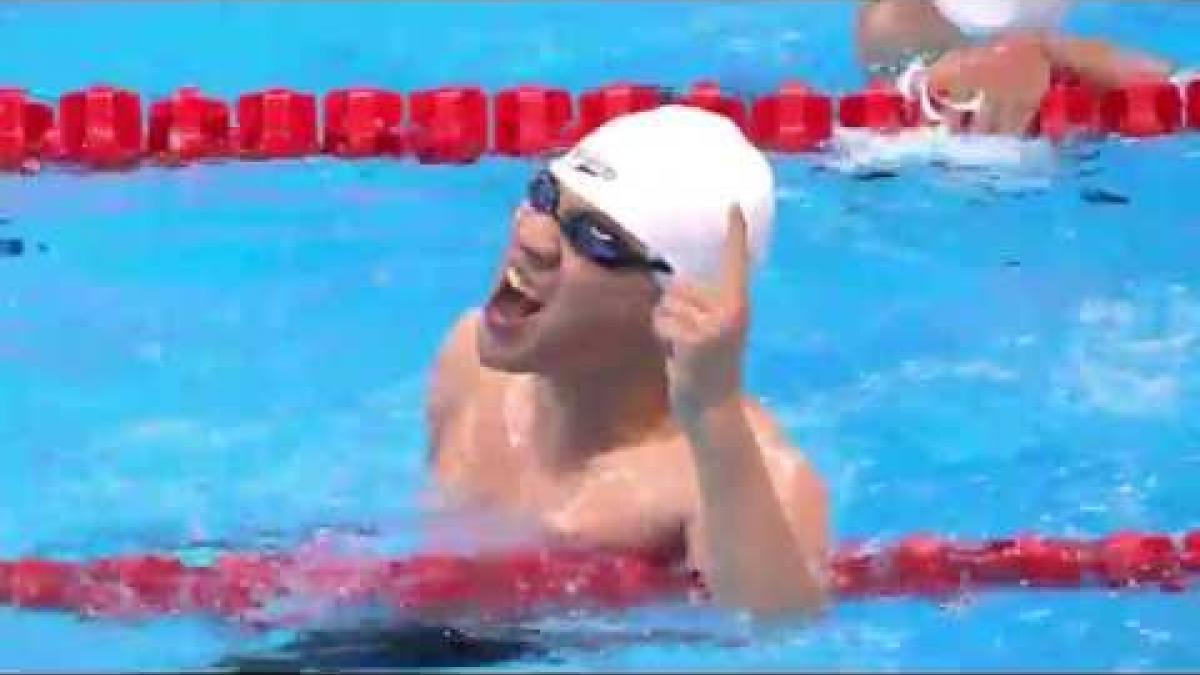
477;180;664;376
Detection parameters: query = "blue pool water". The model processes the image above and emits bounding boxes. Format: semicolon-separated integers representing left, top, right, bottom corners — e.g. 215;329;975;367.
3;0;1200;670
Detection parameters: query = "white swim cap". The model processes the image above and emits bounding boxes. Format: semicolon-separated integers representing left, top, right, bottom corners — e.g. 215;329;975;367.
548;105;774;286
932;0;1070;37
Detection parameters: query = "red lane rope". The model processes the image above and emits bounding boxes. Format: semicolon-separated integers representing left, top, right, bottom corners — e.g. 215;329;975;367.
1;530;1197;624
1;76;1198;173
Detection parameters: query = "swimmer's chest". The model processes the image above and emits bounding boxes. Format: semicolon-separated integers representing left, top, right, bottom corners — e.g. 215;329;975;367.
443;392;692;557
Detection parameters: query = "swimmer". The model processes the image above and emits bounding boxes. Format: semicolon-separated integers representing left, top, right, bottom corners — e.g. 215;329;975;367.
425;105;829;616
857;0;1175;135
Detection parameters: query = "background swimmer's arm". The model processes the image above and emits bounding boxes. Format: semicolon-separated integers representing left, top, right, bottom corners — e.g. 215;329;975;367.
855;0;966;78
1041;35;1173;88
425;310;482;466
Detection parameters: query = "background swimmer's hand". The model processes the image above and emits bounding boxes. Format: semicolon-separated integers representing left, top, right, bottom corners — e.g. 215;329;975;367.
927;32;1053;136
652;206;750;422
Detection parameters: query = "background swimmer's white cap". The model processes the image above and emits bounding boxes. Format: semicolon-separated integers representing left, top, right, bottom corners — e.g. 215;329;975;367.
933;0;1070;37
548;105;774;286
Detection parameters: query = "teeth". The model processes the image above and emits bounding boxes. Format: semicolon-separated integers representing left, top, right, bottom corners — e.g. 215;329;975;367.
505;265;536;299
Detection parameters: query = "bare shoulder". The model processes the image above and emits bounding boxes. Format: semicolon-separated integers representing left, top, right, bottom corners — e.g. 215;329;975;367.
426;310;483;460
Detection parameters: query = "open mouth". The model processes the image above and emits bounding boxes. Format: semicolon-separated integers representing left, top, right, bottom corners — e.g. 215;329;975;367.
484;264;545;329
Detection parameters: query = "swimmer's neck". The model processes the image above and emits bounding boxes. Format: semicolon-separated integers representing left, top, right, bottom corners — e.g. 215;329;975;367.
528;357;675;470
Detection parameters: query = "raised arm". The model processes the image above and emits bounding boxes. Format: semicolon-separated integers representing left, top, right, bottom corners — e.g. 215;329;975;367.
682;400;831;617
653;207;829;616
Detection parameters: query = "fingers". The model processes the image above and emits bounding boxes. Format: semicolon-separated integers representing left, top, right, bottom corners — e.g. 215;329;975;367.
721;205;750;305
1011;102;1040;137
660;273;749;326
988;98;1040;136
941;107;972;134
662;281;715;314
653;206;752;356
653;277;743;342
967;102;994;135
1008;85;1045;136
652;303;698;340
962;93;1041;136
652;295;702;358
971;99;1010;135
655;290;706;331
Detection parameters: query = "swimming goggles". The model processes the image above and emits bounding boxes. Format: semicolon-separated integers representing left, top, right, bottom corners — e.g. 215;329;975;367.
527;169;673;275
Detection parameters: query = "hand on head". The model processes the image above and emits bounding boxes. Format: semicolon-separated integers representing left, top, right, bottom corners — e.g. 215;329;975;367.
652;204;751;419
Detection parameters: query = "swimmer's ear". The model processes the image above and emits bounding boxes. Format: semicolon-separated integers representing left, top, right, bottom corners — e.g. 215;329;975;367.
721;204;750;307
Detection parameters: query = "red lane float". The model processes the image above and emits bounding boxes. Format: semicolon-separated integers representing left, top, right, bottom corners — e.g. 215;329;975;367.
1099;80;1183;138
678;81;748;131
838;81;919;132
750;81;833;152
1;530;1198;624
0;549;682;622
57;85;143;168
5;559;78;609
1188;79;1200;130
493;85;573;157
831;534;1092;597
0;89;53;171
1;76;1198;171
1035;80;1102;141
323;88;405;157
236;88;319;159
148;87;230;163
1183;530;1200;570
407;86;488;164
568;82;663;144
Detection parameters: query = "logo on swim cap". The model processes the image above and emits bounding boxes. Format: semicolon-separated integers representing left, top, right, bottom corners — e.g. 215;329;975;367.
563;147;617;181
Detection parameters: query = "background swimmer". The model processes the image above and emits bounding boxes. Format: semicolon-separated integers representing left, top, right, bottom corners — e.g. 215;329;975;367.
857;0;1174;135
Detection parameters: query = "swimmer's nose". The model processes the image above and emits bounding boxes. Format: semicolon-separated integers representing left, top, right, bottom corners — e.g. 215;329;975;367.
513;203;561;270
